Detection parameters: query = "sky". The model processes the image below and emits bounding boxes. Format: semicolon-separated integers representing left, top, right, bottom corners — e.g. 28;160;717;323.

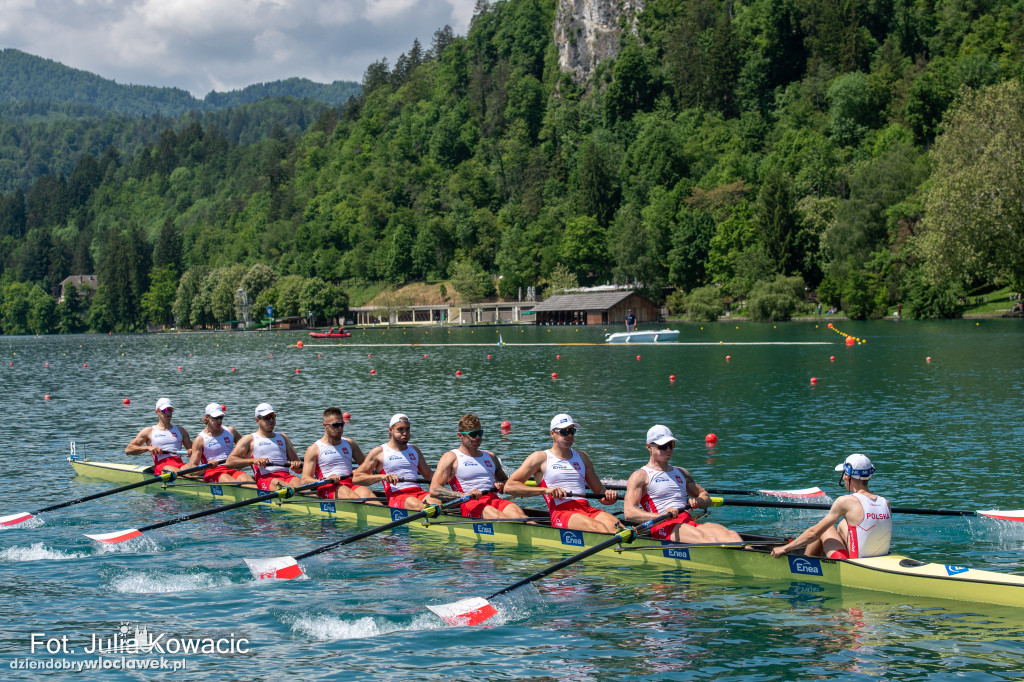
0;0;478;96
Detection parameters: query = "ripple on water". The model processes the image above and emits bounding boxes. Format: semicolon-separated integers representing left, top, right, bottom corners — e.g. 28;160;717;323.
0;542;85;562
282;610;444;640
105;567;240;594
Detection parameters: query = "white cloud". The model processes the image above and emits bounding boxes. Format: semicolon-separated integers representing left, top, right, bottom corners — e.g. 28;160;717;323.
0;0;488;96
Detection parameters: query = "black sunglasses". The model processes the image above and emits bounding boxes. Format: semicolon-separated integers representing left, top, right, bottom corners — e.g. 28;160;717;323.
326;421;344;429
554;427;577;436
459;429;484;438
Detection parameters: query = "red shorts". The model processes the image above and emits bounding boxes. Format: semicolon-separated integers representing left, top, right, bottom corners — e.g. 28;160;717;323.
255;471;299;491
550;499;606;529
387;487;430;509
649;513;699;540
317;478;361;499
203;464;249;482
154;457;186;475
460;493;514;518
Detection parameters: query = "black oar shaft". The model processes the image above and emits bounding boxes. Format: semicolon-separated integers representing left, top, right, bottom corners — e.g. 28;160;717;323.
485;512;674;600
33;463;211;514
714;498;978;517
294;489;493;561
139;480;322;532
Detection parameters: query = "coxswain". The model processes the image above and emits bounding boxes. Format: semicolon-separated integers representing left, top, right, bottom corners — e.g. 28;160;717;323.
503;414;622;532
301;407;380;504
771;454;892;559
353;414;439;510
125;398;193;475
226;403;302;491
187;403;253;483
428;414;527;519
623;425;741;543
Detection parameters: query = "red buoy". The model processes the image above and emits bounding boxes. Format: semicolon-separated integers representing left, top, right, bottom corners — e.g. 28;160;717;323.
556;354;561;360
45;362;49;367
501;420;511;430
317;353;321;358
270;353;273;357
83;363;87;368
725;356;731;362
486;354;492;359
295;368;300;373
636;355;641;361
370;369;376;375
44;395;50;400
178;366;182;370
456;370;462;377
296;341;303;348
367;354;372;358
830;356;835;362
828;323;833;329
705;433;718;445
231;367;236;371
221;404;226;411
123;398;130;405
424;354;428;358
926;356;932;363
845;336;855;346
669;375;676;381
343;412;351;421
551;372;558;379
810;377;818;385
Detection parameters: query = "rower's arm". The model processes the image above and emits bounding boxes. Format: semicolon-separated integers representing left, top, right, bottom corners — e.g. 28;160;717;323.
125;427;154;456
579;449;616;503
428;451;458;498
282;434;302;473
413;445;434;480
352;447;390;486
683;468;711;510
503;451;550;497
178;426;193;456
349;439;367;466
188;436;205;468
300;444;320;485
225;434;255;468
623;470;658;523
772;497;853;556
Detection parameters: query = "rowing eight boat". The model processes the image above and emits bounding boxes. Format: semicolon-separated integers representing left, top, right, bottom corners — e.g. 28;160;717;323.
68;458;1024;608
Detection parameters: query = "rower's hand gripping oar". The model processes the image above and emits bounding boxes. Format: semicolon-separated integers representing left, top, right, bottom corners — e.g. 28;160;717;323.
0;463;212;528
709;497;1024;522
84;479;327;543
243;489;494;580
427;512;676;627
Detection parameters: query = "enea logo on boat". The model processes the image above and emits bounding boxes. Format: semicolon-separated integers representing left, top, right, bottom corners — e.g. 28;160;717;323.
560;530;584;547
661;542;690;561
788;556;824;577
390;509;409;522
208;485;222;496
473;523;494;535
320;502;336;514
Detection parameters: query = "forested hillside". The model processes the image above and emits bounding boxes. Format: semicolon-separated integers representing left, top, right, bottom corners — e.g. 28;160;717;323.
2;0;1024;335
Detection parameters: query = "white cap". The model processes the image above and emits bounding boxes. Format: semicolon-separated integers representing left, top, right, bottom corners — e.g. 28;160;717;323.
204;403;225;418
835;453;875;480
550;413;580;430
389;413;410;427
646;424;675;445
254;402;275;418
155;398;174;411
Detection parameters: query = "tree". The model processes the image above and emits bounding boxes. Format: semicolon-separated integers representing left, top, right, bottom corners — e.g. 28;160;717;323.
300;277;349;325
141;265;180;327
918;80;1024;290
747;275;805;321
173;266;210;328
558;216;609;285
755;168;799;276
449;259;493;303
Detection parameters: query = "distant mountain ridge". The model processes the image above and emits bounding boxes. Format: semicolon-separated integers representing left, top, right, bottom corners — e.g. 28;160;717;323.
0;48;361;116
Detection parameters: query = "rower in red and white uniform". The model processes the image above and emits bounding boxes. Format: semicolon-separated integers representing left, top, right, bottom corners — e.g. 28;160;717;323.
771;453;892;559
429;413;527;519
624;425;741;543
187;403;253;484
504;413;621;533
226;403;302;491
125;398;193;475
301;407;380;504
353;414;439;510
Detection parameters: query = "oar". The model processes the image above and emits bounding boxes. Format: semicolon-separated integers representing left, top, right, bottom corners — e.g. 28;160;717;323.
0;463;212;527
427;512;675;626
517;479;824;499
84;479;325;543
709;497;1024;522
243;489;492;580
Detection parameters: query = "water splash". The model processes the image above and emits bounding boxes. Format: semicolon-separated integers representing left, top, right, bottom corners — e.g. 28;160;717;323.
92;534;162;554
0;542;85;562
283;611;444;640
108;570;237;594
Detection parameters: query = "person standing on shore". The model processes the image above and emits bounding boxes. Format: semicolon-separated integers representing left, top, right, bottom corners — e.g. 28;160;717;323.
625;309;636;332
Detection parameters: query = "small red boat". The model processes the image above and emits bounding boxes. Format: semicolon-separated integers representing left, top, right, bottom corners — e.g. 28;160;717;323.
309;330;352;338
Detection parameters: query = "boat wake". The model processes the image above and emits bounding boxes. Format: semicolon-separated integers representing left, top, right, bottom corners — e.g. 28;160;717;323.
92;534;162;554
0;542;85;562
107;569;238;594
283;611;445;640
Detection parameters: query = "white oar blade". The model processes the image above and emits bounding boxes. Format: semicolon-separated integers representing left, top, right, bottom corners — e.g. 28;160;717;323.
977;509;1024;522
759;487;825;498
244;556;303;580
0;512;35;527
427;597;499;627
84;528;142;544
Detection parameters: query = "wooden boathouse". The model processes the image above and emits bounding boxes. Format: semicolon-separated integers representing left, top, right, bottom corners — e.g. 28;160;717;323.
528;291;658;325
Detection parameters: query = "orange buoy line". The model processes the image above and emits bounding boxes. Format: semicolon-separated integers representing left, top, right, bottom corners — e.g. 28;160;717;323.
826;323;865;345
295;341;833;348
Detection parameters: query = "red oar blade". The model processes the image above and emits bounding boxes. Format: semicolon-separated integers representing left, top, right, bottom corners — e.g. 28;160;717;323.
977;509;1024;522
0;512;35;527
427;597;499;627
759;487;825;498
244;556;304;580
84;528;143;544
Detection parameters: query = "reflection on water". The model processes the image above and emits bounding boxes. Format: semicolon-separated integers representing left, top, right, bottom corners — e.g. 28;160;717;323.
2;323;1024;678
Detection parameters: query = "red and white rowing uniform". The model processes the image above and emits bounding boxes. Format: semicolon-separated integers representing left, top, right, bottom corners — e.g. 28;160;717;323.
380;443;430;508
541;449;603;528
314;439;361;498
199;430;246;482
845;493;892;558
151;425;185;474
448;448;512;518
637;465;700;539
251;432;295;490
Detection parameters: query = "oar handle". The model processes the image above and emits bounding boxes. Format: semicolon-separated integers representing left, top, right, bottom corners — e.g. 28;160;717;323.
486;512;674;600
138;479;324;533
295;489;494;561
33;462;212;515
710;497;980;518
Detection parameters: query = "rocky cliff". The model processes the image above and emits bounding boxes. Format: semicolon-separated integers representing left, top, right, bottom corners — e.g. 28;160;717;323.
554;0;643;85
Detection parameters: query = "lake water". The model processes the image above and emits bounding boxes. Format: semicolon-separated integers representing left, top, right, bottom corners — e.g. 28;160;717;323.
2;320;1023;680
